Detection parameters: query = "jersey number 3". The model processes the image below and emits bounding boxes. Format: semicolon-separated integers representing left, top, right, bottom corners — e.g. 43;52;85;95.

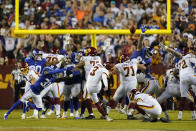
90;66;99;76
123;66;135;77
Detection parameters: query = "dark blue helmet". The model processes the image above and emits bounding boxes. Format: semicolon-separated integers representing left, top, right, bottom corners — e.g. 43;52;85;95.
145;48;153;58
32;49;42;57
43;67;52;75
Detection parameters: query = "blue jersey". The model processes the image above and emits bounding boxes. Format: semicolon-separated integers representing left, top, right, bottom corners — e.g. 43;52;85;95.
173;49;183;68
65;64;81;85
30;67;66;95
130;48;153;79
25;57;46;73
64;52;79;64
130;48;151;65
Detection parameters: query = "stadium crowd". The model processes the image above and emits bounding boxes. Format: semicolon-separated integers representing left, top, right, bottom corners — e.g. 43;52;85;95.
1;0;196;122
0;0;195;65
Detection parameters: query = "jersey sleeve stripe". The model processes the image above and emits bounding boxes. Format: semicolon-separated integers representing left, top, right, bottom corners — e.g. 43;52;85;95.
138;105;155;109
141;80;150;93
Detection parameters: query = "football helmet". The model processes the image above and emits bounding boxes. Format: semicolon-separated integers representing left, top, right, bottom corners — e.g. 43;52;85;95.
129;89;140;100
20;62;29;75
50;48;60;54
103;62;113;70
83;47;97;56
32;49;42;60
119;54;129;63
145;48;153;58
89;47;97;56
43;67;52;75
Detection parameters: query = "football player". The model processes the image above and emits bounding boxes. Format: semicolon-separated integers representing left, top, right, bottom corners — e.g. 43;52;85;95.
107;55;146;119
86;63;113;121
61;49;82;119
75;47;102;119
129;89;163;122
4;62;39;120
160;43;196;120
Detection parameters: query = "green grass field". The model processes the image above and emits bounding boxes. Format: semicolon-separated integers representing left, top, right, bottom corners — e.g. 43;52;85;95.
0;109;195;131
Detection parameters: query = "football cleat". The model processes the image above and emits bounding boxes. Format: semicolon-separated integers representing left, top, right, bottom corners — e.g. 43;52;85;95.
127;115;137;120
46;110;54;116
115;103;120;111
80;114;85;119
150;118;158;122
105;116;113;122
121;106;128;115
74;111;79;119
142;118;151;122
27;114;38;119
160;117;170;123
192;113;196;120
62;112;67;118
85;115;95;119
40;115;46;119
56;115;61;119
21;114;26;119
4;113;8;120
70;113;74;117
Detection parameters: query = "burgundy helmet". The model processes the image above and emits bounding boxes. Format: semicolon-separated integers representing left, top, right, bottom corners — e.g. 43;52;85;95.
89;47;97;56
129;89;140;99
50;48;60;54
20;62;28;69
104;62;113;70
119;54;130;63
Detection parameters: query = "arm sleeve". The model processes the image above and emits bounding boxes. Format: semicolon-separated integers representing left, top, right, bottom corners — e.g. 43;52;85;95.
102;72;108;87
48;68;66;75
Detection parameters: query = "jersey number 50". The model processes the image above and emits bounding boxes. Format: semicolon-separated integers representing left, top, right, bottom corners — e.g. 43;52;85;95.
123;66;135;77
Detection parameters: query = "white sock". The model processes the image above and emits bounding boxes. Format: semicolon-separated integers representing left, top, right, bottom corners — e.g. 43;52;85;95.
127;108;134;115
90;113;94;115
34;109;38;116
55;104;60;116
192;111;196;116
123;105;128;109
179;111;182;115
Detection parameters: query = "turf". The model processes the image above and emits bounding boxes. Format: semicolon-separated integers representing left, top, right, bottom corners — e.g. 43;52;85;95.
0;109;195;131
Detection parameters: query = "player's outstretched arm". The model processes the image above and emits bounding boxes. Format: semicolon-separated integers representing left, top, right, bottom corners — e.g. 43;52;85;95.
137;34;144;51
111;66;120;75
102;73;108;91
159;43;182;58
74;61;85;70
48;68;67;75
137;64;146;72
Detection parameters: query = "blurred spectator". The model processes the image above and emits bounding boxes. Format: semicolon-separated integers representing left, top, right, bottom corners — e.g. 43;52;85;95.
0;0;195;65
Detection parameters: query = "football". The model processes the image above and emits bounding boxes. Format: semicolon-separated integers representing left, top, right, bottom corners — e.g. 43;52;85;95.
130;25;136;34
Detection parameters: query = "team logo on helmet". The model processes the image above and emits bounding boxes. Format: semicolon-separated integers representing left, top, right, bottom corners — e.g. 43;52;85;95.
20;62;29;75
119;54;129;63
